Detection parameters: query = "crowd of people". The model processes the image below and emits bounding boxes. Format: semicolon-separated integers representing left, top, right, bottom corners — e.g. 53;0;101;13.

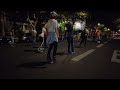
3;11;111;64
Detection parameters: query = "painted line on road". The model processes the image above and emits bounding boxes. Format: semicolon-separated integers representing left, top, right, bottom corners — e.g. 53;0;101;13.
104;40;111;44
104;41;108;44
96;44;104;48
111;50;120;63
71;49;95;62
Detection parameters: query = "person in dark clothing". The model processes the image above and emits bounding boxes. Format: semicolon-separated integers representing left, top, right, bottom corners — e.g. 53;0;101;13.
10;29;15;47
80;28;88;47
65;20;75;54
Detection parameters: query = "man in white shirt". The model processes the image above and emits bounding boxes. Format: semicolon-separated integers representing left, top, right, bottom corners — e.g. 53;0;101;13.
45;11;59;64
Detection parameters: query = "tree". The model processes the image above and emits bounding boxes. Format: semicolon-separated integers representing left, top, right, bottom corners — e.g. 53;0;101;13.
0;11;6;36
76;11;88;20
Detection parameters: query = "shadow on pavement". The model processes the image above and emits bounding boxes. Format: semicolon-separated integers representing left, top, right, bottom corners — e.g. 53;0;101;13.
24;49;38;53
32;46;39;48
24;49;36;52
75;46;80;48
56;52;65;55
16;61;48;68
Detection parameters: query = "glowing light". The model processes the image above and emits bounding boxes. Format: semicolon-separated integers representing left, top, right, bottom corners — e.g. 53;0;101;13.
73;20;86;31
58;23;60;27
58;23;62;27
98;23;100;26
73;22;81;30
108;28;110;31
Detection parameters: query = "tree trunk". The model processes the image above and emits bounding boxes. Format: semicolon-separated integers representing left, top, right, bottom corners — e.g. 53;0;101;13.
1;14;5;36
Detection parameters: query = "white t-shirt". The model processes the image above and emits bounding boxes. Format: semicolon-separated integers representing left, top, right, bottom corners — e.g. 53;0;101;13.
45;19;59;44
46;19;58;32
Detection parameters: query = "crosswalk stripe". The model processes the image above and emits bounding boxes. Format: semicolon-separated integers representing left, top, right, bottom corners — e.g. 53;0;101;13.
111;50;120;63
96;44;104;48
71;49;95;62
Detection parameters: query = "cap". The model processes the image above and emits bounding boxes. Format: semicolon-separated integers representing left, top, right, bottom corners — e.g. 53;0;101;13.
50;11;58;17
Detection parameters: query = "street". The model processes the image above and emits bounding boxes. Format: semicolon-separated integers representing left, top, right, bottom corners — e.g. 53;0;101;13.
0;38;120;79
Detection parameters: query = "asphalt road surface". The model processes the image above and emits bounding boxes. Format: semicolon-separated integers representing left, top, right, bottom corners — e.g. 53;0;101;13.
0;38;120;79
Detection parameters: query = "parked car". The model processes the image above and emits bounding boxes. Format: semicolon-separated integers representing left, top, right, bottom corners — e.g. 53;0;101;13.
0;36;12;46
22;33;33;43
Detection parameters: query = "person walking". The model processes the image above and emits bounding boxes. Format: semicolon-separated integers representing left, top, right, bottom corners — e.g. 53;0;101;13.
96;30;101;44
65;20;75;54
37;24;46;52
80;27;88;47
45;11;59;64
10;29;15;47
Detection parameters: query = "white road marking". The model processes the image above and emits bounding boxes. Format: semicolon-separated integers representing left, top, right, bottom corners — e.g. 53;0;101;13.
104;40;111;44
104;41;108;44
96;44;104;48
111;50;120;63
71;49;95;62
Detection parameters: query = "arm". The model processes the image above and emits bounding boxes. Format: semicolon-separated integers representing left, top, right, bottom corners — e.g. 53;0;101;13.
34;18;38;27
44;23;48;37
55;27;59;38
55;20;59;38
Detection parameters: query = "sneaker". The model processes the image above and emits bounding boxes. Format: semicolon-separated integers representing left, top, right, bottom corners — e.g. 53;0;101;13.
53;61;56;63
11;45;15;47
67;52;71;55
71;52;75;54
47;56;52;62
53;56;56;63
49;61;54;64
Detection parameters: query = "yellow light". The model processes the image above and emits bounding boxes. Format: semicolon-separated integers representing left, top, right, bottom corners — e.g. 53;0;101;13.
98;23;100;25
108;28;110;31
